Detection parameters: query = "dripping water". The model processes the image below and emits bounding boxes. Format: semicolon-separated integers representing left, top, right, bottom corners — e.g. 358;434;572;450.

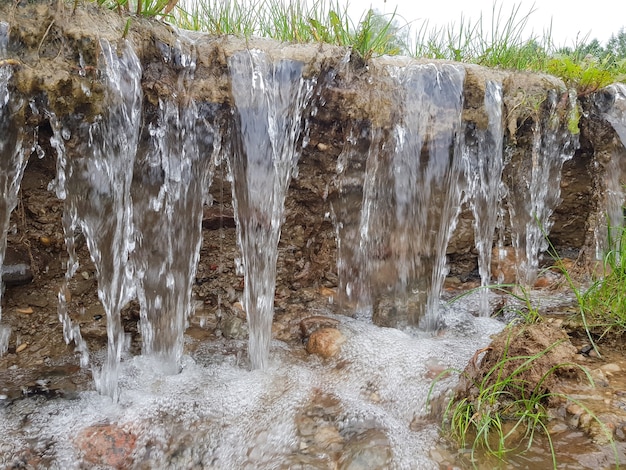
50;39;142;400
0;22;31;354
505;90;578;287
463;81;504;315
131;39;220;374
228;49;315;369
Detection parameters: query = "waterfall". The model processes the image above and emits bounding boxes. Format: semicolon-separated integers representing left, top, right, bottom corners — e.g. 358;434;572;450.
464;81;504;315
335;63;465;329
0;22;30;354
50;40;142;400
228;49;315;369
505;90;578;287
598;83;626;258
131;40;220;374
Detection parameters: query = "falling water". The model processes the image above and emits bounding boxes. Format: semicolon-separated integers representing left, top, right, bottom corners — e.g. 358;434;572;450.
598;83;626;258
0;22;30;354
340;63;465;330
505;90;577;287
228;49;315;369
50;39;142;400
131;40;220;374
463;81;504;315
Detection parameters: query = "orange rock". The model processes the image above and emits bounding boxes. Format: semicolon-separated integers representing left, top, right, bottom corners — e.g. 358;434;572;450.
491;246;517;284
306;327;345;359
75;423;136;468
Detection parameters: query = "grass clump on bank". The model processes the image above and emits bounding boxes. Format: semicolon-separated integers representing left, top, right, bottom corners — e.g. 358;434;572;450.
580;222;626;332
429;323;614;469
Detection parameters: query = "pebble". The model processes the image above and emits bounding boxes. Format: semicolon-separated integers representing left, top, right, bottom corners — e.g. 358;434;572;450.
316;142;329;151
600;363;622;374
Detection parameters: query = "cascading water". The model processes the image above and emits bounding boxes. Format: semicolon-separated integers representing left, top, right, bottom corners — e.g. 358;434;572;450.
463;81;504;315
598;83;626;258
505;90;578;287
337;63;465;329
0;22;30;355
50;39;142;400
227;49;315;369
131;40;220;374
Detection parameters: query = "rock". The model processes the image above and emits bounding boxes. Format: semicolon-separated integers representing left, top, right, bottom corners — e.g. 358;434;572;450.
600;363;622;374
338;429;392;470
313;425;343;451
2;246;33;286
222;315;246;339
306;327;345;359
491;246;516;284
74;423;136;468
299;315;340;339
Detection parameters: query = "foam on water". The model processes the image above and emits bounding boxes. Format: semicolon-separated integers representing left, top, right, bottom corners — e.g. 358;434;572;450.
0;301;504;469
227;49;315;369
0;24;31;354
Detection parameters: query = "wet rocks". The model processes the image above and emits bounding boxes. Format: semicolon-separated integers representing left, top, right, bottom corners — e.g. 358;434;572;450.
306;327;345;359
2;246;32;286
74;423;137;468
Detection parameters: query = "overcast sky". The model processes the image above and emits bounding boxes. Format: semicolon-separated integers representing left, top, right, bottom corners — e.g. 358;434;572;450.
346;0;624;47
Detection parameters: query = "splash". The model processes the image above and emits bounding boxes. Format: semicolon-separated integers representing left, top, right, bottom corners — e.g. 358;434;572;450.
131;39;220;374
463;81;504;315
336;63;465;329
505;90;578;287
228;49;315;369
51;39;142;400
0;23;31;354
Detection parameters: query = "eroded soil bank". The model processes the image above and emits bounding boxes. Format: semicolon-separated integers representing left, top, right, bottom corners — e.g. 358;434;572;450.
0;1;626;469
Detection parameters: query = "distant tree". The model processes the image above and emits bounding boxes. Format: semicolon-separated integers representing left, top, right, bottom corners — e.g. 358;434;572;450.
606;28;626;60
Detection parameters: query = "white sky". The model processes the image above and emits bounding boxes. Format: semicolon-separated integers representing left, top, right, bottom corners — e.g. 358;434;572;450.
346;0;624;47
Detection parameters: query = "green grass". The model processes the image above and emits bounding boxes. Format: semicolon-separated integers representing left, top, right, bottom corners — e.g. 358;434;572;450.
87;0;626;93
580;222;626;332
429;326;614;468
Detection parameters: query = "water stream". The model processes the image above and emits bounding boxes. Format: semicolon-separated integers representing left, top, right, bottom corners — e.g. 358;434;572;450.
335;63;465;329
227;49;315;369
504;90;578;286
131;39;220;375
0;22;30;355
50;40;142;400
463;81;504;315
598;83;626;258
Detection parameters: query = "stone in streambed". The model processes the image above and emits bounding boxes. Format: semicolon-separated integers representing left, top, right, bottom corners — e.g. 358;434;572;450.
2;247;33;286
74;423;137;468
306;327;345;359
